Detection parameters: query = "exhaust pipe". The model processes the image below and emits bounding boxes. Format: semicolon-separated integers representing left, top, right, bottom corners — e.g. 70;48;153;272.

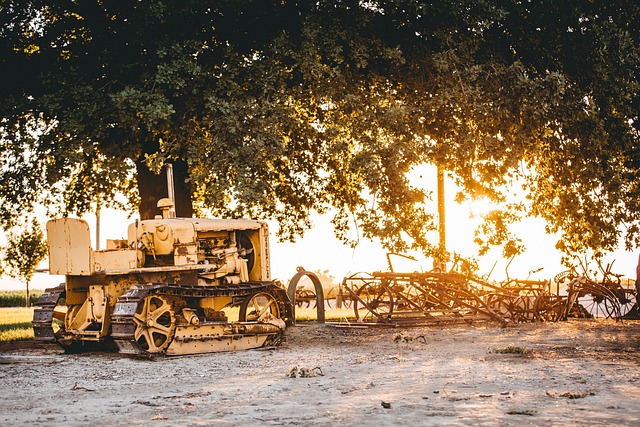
165;163;176;218
166;163;175;204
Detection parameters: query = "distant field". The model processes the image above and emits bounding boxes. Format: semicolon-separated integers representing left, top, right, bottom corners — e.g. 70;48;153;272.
0;290;44;308
0;307;34;342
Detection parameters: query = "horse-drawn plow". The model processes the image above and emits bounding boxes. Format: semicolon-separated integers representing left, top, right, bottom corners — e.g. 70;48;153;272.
336;263;638;326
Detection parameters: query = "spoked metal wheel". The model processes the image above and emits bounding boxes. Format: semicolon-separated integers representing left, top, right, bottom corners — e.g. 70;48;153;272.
605;288;636;319
353;282;394;322
393;282;426;312
295;289;317;309
510;295;537;322
578;294;613;318
485;293;513;319
133;295;176;353
534;294;566;322
240;292;281;322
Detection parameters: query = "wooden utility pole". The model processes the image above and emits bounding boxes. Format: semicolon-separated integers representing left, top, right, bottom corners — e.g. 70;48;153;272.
435;166;446;271
437;167;446;253
95;203;101;250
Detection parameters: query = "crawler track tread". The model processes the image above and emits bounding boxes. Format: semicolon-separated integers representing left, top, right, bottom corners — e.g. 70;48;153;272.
32;284;66;343
111;282;292;356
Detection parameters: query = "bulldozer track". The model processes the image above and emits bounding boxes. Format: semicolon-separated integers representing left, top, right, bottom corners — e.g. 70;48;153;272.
32;284;66;343
111;282;292;356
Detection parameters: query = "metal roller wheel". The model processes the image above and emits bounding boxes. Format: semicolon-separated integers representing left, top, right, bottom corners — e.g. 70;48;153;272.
133;295;176;353
239;292;281;322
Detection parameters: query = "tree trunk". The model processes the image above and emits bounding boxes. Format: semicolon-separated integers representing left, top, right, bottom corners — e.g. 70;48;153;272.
136;139;193;220
26;281;30;308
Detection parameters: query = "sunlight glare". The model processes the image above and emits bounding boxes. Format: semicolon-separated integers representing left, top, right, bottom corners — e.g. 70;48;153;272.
465;197;498;219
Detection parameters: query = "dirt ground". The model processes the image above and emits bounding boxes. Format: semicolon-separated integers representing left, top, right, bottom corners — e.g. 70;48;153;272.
0;319;639;426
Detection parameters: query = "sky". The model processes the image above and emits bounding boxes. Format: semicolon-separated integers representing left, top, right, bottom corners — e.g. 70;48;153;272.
2;170;638;292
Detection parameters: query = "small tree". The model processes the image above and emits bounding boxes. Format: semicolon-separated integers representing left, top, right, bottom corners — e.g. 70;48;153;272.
1;219;48;307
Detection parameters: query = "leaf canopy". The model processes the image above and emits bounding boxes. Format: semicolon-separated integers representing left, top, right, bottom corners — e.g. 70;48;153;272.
1;0;638;262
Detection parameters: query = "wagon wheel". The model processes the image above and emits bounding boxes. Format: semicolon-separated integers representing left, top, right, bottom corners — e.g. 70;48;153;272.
393;282;425;312
324;287;339;309
240;291;281;322
534;294;566;322
336;291;353;309
295;289;316;309
341;275;373;310
353;282;394;322
605;288;636;319
511;295;537;322
578;293;612;318
484;294;509;316
133;295;176;354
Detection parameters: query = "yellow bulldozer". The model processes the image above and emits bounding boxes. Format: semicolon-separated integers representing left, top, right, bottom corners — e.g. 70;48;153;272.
32;198;293;356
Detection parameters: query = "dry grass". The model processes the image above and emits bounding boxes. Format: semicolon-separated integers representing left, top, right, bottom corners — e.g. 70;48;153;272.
295;307;356;322
0;307;35;342
491;344;532;355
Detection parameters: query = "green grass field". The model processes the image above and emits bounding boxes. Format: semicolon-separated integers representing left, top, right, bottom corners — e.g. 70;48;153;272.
0;307;35;342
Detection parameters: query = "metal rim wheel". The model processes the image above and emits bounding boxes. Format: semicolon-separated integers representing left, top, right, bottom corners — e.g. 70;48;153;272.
393;282;425;312
511;295;537;322
240;292;281;322
578;294;611;318
133;295;176;353
295;289;317;309
617;289;638;318
485;294;512;318
534;294;565;322
353;282;394;322
604;288;636;319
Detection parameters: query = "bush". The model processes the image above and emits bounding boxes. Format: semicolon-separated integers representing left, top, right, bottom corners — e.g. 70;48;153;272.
0;290;44;308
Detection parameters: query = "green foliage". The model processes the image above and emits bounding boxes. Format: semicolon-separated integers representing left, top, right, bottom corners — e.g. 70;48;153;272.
0;290;43;308
2;219;48;284
1;1;638;264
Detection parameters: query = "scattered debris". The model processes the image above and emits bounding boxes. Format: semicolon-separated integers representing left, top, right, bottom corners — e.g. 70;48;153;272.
70;383;95;392
133;400;162;407
381;401;392;409
288;366;324;378
506;410;537;416
491;345;532;355
546;390;595;399
171;391;212;400
394;333;427;343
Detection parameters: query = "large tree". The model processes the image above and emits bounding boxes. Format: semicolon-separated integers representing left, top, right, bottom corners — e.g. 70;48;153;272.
1;0;638;262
